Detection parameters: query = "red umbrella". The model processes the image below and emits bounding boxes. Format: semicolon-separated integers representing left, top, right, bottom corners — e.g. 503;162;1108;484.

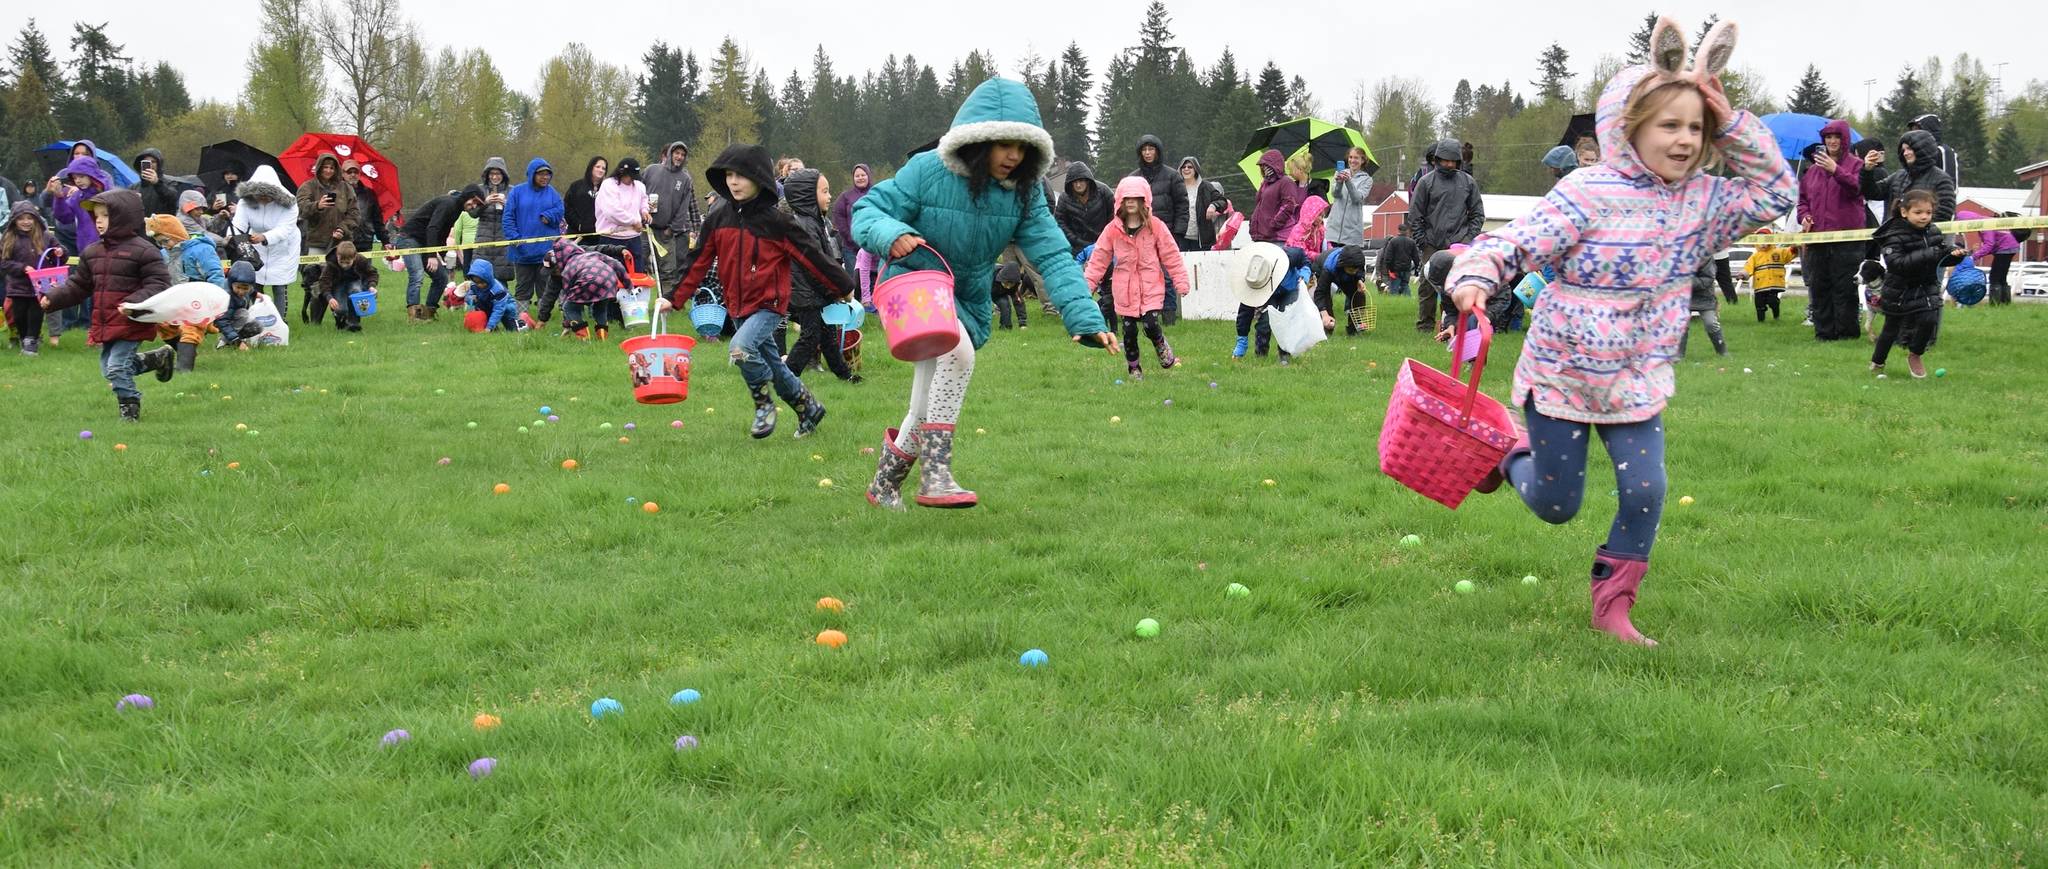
279;133;403;218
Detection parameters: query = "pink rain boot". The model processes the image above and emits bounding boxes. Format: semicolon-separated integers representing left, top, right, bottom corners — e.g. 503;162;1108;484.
865;428;917;510
1590;548;1657;647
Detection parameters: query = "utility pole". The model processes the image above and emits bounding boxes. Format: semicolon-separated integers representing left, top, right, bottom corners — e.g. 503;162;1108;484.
1863;79;1876;117
1992;62;2010;116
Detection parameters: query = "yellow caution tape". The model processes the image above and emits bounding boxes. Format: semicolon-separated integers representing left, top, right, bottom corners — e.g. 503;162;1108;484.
1737;215;2048;247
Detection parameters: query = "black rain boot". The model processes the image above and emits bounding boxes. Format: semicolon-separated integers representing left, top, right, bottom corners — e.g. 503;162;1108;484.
138;346;176;382
790;385;827;439
749;384;778;439
174;342;198;372
1710;330;1728;356
118;398;141;422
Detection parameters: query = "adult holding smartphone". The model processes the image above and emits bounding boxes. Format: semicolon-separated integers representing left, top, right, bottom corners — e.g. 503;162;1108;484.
295;151;358;323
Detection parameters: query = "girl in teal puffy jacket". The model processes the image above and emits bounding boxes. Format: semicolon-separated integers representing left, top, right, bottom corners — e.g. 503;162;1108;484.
852;78;1120;510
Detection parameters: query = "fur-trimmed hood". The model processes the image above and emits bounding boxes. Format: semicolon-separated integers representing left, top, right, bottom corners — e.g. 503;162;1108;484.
236;166;294;206
936;78;1055;188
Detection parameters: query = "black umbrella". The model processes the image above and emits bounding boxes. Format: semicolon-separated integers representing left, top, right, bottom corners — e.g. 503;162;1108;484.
197;139;295;199
1558;113;1596;149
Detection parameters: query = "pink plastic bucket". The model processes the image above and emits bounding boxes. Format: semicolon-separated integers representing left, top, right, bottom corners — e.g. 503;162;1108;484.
871;242;961;361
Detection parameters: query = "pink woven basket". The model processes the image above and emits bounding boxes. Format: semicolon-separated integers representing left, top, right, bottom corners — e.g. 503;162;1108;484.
1378;315;1517;509
28;249;68;297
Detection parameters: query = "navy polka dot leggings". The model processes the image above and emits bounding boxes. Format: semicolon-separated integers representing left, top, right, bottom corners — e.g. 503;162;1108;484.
1504;398;1667;558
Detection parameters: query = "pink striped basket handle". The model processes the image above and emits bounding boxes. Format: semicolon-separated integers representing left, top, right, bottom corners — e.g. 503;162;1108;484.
1446;313;1493;426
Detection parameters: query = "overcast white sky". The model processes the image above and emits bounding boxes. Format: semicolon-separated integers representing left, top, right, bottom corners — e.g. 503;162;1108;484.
38;1;2045;121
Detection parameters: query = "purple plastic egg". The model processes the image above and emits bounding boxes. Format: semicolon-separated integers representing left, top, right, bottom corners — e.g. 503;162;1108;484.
623;423;636;431
468;757;497;779
79;430;94;440
674;734;699;751
116;693;153;711
547;414;559;423
380;729;411;748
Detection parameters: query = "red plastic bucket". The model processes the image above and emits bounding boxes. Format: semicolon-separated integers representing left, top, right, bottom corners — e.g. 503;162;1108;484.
871;242;961;361
621;332;697;404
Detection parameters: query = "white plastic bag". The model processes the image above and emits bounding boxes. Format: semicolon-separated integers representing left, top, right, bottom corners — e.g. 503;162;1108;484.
245;293;290;346
120;281;230;326
1269;294;1326;355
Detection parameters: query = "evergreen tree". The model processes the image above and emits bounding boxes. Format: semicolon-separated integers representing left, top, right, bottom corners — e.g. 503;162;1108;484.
1876;68;1929;137
1533;43;1573;104
1206;81;1268;199
1985;120;2029;187
750;69;782;155
906;59;949;154
1626;12;1659;64
1941;74;1988;177
9;20;64;97
698;37;758;150
2;67;62;182
1785;65;1838;117
1286;75;1316;119
137;61;192;125
1254;62;1289;123
796;46;845;175
1446;80;1475;139
1693;14;1721;49
1052;42;1094;164
629;42;701;160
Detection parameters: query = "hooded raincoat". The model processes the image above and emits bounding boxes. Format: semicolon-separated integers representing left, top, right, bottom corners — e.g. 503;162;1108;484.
829;163;874;249
53;155;115;254
1795;119;1866;232
131;148;182;216
295;152;358;249
232;166;304;286
1447;65;1795;424
1410;139;1484;250
1129;134;1190;235
1863;130;1956;223
503;158;565;265
852;78;1109;348
1083;176;1194;317
1055;161;1114;252
672;145;853;320
42;189;174;344
642;143;704;240
471;157;513;270
1325;161;1374;248
1248;150;1303;244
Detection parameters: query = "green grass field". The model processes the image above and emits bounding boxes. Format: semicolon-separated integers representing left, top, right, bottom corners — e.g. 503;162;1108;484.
4;274;2045;865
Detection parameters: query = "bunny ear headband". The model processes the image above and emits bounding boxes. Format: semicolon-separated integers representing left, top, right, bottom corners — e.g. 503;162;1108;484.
1649;16;1738;83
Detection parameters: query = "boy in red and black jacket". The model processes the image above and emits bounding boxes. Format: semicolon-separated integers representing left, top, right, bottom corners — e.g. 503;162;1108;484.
662;144;855;440
39;189;176;421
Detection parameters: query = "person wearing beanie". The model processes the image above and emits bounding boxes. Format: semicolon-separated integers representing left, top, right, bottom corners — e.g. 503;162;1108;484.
343;160;391;252
1543;145;1579;179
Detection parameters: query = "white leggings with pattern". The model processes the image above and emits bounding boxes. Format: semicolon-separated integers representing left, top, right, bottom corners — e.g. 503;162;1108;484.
892;320;977;452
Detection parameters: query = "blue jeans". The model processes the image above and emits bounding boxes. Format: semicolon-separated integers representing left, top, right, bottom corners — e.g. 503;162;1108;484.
398;232;448;308
563;301;610;328
99;339;142;400
1504;397;1667;558
730;309;803;402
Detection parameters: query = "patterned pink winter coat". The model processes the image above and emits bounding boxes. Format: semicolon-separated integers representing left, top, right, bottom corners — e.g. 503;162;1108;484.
1084;177;1193;318
1448;66;1794;424
549;237;629;305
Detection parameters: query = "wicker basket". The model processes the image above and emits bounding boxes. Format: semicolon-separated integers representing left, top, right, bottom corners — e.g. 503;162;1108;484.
1378;316;1516;509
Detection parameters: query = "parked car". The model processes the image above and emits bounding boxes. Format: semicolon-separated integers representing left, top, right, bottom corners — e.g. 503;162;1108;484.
2016;261;2048;297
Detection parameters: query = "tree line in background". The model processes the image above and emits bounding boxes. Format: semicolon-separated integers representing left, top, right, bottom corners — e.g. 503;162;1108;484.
2;2;2043;220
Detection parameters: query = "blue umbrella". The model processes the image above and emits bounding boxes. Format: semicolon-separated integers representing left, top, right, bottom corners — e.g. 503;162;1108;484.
35;140;141;188
1759;114;1860;163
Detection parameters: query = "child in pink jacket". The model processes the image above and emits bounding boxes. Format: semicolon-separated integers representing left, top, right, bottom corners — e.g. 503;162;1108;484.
1085;176;1191;378
1444;18;1794;646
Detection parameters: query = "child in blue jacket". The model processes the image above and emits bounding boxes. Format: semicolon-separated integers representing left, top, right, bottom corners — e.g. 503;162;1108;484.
460;260;521;331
